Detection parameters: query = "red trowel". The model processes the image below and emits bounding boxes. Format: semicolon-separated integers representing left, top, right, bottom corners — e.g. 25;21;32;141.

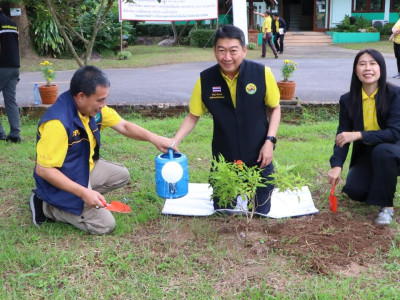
100;199;131;213
329;183;338;213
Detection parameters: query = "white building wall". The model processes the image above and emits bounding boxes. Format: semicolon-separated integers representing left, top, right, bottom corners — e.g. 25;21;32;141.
330;0;351;28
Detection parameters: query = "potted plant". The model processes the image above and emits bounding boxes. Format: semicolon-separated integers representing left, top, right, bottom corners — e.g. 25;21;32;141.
38;60;58;104
277;59;297;100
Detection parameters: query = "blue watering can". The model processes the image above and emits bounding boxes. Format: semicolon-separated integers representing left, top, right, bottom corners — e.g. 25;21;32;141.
155;148;189;198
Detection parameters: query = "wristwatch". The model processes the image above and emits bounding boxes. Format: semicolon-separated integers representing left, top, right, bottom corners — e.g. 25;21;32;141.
266;136;277;144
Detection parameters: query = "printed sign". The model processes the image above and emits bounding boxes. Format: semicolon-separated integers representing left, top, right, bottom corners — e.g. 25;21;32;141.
119;0;218;21
10;8;22;17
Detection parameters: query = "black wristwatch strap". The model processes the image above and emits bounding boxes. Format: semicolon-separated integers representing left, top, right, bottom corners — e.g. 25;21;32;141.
266;136;277;144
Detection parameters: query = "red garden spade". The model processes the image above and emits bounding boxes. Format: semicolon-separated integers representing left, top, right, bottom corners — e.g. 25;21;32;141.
100;199;132;213
329;183;338;213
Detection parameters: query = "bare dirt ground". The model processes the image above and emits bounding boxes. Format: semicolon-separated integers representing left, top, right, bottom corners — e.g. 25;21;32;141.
133;206;397;282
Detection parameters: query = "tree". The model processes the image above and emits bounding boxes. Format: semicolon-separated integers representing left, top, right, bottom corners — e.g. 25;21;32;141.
2;1;34;58
171;20;190;45
44;0;163;66
45;0;115;67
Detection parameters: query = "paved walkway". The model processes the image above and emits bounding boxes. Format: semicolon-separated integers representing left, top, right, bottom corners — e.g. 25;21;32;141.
2;44;399;107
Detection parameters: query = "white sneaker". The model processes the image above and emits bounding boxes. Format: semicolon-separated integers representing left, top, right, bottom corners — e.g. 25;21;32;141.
375;207;394;225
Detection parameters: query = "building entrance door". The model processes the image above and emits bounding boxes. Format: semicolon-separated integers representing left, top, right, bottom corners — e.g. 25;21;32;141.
314;0;330;31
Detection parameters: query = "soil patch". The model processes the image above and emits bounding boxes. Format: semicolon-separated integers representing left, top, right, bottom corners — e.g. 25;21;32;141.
133;210;396;277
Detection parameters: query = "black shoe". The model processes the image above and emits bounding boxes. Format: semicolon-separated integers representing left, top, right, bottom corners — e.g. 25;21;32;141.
0;135;6;141
6;135;21;143
279;51;283;54
29;193;52;226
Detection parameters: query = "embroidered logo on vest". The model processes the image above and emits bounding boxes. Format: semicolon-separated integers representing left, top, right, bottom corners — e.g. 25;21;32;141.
210;86;224;99
246;83;257;95
95;113;101;122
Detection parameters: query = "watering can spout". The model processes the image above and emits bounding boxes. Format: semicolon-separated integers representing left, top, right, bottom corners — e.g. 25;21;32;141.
168;148;174;160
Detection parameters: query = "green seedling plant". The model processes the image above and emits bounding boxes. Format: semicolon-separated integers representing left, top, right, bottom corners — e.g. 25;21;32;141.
209;154;266;239
265;160;311;202
209;155;310;242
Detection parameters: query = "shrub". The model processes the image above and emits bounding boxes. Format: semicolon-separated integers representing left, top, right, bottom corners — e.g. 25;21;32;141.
29;4;69;57
355;15;371;29
366;26;378;33
117;51;132;60
72;4;134;54
332;15;372;32
189;29;215;48
135;23;203;37
135;23;172;36
247;42;257;50
381;22;395;35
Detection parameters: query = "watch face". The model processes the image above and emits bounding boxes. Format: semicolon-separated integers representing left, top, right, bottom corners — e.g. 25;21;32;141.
267;136;276;144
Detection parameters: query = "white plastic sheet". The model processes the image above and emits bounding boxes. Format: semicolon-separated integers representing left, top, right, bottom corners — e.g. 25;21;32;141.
162;183;319;219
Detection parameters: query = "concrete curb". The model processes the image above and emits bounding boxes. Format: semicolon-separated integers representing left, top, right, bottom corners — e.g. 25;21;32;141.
0;101;339;119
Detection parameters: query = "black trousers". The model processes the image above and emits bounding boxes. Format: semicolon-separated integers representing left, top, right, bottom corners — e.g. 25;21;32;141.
273;33;284;53
342;143;400;207
212;163;274;215
394;43;400;73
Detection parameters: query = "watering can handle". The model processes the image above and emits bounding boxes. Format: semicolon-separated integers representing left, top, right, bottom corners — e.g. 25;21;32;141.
168;148;174;160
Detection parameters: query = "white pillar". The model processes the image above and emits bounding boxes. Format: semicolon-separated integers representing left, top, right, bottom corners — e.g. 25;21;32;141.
232;0;249;45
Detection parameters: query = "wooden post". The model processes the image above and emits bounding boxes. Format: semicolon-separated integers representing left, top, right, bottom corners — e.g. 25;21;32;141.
248;0;254;30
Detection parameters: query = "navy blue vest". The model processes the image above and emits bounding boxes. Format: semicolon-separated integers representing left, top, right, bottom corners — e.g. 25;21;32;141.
34;91;102;215
201;59;268;166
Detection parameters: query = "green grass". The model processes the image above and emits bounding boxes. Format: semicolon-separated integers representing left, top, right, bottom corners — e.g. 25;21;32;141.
335;40;394;53
1;112;400;298
20;45;264;73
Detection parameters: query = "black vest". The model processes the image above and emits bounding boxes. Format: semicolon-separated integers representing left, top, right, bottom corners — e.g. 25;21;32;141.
201;59;268;165
0;12;20;68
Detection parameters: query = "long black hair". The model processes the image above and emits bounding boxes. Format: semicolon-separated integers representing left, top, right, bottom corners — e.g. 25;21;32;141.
348;49;389;118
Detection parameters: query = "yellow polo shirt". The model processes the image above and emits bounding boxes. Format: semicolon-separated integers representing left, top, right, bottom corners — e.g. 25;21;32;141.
262;16;273;33
362;88;380;131
37;105;121;172
189;66;280;116
393;19;400;44
275;20;280;32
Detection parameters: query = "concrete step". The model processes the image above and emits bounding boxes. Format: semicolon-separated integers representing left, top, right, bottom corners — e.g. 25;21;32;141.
284;31;333;45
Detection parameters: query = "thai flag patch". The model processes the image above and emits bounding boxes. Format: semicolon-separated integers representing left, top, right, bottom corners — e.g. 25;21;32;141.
212;86;221;93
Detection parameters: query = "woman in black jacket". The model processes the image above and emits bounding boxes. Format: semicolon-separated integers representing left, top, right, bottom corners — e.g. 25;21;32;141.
328;49;400;225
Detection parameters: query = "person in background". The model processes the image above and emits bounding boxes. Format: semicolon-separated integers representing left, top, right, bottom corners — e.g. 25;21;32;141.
390;16;400;78
173;25;281;215
0;6;21;142
31;66;177;234
253;10;278;59
328;49;400;225
272;13;287;54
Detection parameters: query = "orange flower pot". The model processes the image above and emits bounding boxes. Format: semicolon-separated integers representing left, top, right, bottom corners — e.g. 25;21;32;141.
277;81;296;100
38;84;58;104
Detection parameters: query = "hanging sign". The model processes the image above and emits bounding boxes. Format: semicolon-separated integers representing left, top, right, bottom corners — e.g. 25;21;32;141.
119;0;218;21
